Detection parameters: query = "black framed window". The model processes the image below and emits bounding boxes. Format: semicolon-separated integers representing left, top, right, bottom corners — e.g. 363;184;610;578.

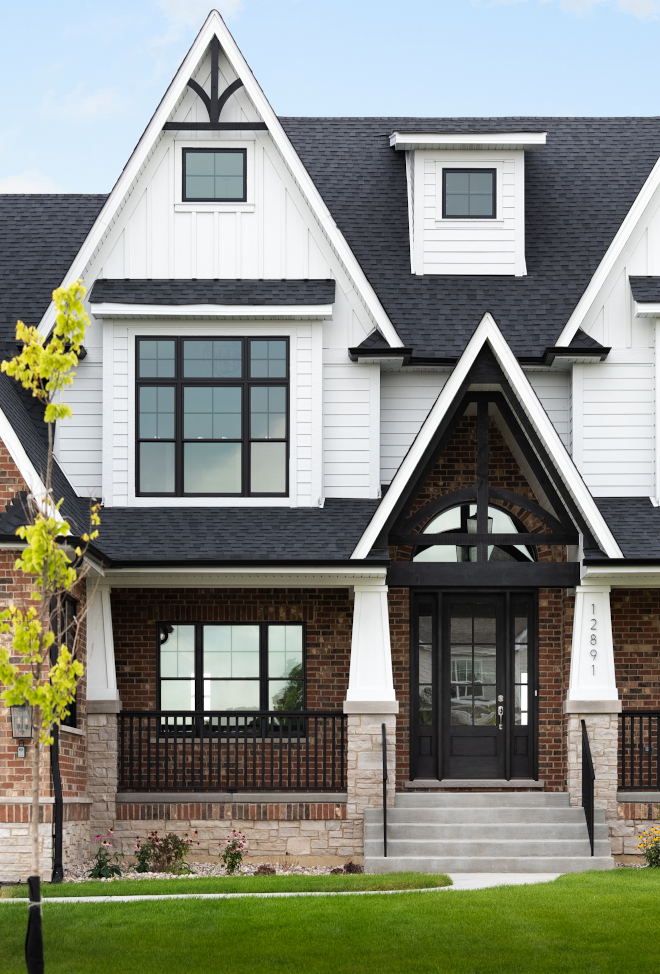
136;337;289;496
183;148;247;202
442;169;496;219
158;622;305;712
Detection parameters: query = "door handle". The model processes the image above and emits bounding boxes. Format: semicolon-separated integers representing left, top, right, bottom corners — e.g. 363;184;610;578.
497;705;504;730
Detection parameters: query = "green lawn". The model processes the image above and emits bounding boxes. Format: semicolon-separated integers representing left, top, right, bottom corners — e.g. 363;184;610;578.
1;871;658;973
2;871;450;898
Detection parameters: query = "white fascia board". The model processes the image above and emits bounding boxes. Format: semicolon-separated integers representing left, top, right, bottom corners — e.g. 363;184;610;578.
0;405;62;522
38;12;403;351
103;565;388;589
583;565;660;587
90;303;333;321
556;154;660;347
351;313;623;560
634;301;660;318
390;132;547;152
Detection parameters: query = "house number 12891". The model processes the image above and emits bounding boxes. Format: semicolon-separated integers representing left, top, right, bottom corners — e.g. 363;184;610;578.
590;603;597;675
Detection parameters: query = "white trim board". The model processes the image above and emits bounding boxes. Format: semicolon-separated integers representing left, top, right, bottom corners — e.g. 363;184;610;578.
90;303;334;321
37;12;403;351
351;313;623;560
390;132;547;152
0;405;63;522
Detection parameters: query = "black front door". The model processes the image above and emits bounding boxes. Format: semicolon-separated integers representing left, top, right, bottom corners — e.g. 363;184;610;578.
412;591;536;780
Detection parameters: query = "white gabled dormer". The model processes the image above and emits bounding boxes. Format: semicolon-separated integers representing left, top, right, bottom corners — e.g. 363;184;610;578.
391;131;546;277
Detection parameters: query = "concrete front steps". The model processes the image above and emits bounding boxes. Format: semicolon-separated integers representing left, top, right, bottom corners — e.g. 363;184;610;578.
364;791;614;874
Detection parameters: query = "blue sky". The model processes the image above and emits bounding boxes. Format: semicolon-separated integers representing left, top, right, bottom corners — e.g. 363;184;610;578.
1;0;660;193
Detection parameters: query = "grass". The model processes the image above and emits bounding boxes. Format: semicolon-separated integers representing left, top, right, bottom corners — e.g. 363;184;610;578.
1;871;451;898
1;870;659;973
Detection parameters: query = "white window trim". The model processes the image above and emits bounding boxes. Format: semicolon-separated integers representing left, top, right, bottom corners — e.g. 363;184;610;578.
435;156;505;226
101;318;324;509
174;138;256;212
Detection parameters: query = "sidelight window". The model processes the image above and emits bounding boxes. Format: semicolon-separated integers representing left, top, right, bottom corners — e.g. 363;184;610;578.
136;337;288;497
158;622;305;713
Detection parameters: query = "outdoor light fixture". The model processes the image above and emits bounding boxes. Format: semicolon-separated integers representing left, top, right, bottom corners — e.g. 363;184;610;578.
10;703;32;738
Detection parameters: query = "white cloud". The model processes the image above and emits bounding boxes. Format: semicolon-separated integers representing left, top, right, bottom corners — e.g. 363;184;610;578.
486;0;660;17
0;169;62;193
42;86;125;122
157;1;242;31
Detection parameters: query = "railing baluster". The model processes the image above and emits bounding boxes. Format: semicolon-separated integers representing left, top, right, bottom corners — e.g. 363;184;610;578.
117;710;347;794
618;711;660;792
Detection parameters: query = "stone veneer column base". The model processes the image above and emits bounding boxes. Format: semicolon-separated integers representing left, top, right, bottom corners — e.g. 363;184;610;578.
344;710;398;857
565;712;619;829
87;712;118;836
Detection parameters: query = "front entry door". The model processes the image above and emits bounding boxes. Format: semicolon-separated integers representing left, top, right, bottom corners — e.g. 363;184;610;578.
412;592;536;780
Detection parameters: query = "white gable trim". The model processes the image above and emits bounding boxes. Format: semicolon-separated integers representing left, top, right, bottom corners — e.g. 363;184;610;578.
37;12;403;350
0;406;63;522
351;313;623;560
556;154;660;347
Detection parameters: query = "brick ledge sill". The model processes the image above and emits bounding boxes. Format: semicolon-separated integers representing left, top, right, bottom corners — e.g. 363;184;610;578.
403;779;546;790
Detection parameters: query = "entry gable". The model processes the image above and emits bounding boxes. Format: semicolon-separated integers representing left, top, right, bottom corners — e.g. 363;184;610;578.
351;314;623;561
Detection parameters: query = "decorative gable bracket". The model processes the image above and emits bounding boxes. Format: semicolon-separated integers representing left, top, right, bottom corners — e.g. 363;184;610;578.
163;36;266;132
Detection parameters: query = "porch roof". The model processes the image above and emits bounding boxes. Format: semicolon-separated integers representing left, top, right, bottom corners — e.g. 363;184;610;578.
594;497;660;560
81;498;382;566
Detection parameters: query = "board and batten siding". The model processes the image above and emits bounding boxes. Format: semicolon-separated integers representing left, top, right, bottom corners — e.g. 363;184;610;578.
415;150;525;276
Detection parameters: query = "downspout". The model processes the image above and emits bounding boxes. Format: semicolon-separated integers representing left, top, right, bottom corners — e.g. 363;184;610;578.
50;724;64;883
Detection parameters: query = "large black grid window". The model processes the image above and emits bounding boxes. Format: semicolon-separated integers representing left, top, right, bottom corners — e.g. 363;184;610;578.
183;148;247;202
136;337;288;496
158;622;305;712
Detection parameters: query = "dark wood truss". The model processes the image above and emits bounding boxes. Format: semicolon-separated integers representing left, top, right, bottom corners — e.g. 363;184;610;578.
163;37;267;132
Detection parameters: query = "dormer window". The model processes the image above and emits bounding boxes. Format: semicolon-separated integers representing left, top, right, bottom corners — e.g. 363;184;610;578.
442;169;496;219
182;148;246;202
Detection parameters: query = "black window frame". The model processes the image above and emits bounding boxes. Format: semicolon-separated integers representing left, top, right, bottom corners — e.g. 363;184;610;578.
135;336;289;498
442;167;497;220
157;621;306;713
182;147;247;203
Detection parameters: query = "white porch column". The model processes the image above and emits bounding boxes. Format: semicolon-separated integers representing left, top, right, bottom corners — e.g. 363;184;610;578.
564;583;620;825
344;584;398;827
344;583;397;709
86;581;120;710
85;580;120;833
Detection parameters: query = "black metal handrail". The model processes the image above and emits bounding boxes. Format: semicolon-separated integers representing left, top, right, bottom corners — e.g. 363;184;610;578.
381;723;388;858
619;711;660;790
118;710;347;792
581;719;595;857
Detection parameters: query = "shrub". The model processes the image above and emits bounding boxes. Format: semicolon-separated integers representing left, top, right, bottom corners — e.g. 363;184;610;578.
255;863;276;875
344;861;364;874
638;826;660;867
133;830;199;874
89;832;123;879
221;830;247;874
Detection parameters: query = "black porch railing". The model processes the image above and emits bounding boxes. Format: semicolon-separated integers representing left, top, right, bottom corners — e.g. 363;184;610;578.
118;711;347;792
581;719;595;857
619;711;660;790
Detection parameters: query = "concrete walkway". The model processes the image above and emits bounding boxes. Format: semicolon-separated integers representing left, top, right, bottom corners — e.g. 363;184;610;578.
0;873;561;904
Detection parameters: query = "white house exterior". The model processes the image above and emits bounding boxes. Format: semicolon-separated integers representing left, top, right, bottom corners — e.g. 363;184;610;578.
2;11;660;879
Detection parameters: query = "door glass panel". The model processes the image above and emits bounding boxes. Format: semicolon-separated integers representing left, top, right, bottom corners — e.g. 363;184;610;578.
514;603;529;725
418;610;433;726
450;602;497;727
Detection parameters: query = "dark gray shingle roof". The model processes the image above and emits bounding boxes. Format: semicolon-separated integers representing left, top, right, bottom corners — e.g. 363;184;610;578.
88;278;336;306
280;117;660;358
595;497;660;559
629;277;660;303
569;329;607;351
89;499;381;564
0;194;107;343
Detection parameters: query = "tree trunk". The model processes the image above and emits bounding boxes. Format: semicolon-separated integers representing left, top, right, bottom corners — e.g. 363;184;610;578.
31;711;42;878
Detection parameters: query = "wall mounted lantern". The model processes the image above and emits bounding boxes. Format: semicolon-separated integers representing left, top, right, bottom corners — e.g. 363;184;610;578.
10;703;32;739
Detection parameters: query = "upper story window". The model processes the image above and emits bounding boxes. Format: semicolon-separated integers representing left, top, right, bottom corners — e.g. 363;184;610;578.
136;337;288;497
442;169;496;219
182;148;247;202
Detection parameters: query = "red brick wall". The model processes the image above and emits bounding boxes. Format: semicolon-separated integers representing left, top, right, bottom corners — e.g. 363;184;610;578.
112;588;353;712
612;590;660;709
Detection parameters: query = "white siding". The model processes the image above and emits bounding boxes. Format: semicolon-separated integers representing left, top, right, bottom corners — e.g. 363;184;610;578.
380;371;448;485
417;149;525;276
580;355;655;496
525;370;571;450
323;363;379;498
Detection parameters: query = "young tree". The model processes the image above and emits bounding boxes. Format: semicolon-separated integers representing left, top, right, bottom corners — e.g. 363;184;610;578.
0;280;99;887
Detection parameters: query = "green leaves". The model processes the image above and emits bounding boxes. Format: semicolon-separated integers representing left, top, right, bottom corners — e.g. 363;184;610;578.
1;280;89;412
